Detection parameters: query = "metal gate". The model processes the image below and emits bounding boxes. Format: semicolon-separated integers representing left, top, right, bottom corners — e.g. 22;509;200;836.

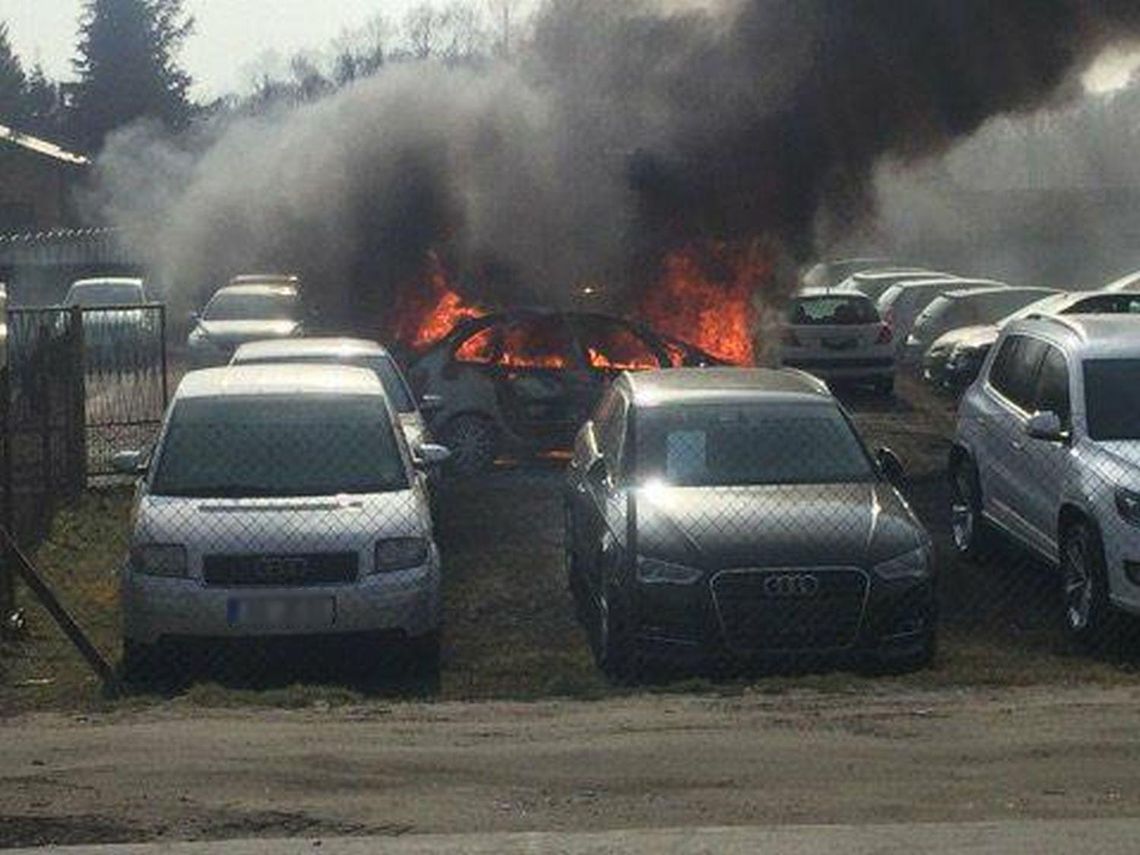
79;304;168;475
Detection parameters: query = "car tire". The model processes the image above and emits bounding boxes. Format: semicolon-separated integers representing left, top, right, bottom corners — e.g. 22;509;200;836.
121;640;162;684
950;457;990;561
1061;521;1114;648
441;415;498;476
406;630;442;683
595;585;637;684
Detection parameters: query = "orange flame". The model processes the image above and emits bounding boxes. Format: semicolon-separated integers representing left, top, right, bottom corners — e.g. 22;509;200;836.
393;251;486;351
639;242;765;365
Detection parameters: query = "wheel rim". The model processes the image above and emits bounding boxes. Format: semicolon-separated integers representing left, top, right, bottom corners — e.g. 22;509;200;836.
951;470;976;553
447;419;493;473
1064;535;1094;632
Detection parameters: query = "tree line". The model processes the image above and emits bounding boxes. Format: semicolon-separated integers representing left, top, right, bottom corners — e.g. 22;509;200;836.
0;0;524;154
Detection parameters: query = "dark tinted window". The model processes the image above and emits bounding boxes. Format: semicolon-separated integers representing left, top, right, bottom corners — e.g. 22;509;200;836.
1084;360;1140;441
790;295;879;326
153;395;408;497
636;402;875;487
990;335;1047;410
1034;346;1071;425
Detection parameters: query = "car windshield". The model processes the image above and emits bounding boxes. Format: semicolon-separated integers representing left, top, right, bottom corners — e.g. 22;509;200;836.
151;395;408;497
790;296;879;326
66;282;143;306
204;291;297;321
236;354;416;413
1084;359;1140;441
635;402;876;487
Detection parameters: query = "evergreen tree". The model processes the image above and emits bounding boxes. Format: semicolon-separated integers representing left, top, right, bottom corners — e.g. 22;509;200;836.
71;0;194;150
0;22;28;126
24;64;63;139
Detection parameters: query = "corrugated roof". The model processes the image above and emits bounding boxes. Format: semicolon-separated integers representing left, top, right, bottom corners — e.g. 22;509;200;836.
0;123;89;166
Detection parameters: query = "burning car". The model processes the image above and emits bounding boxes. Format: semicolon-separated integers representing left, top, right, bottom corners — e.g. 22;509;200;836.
407;309;723;474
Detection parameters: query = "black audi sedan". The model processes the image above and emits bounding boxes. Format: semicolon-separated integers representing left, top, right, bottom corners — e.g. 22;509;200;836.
564;367;936;680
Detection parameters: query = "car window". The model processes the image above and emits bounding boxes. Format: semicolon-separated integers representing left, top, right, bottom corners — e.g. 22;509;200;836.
790;296;879;325
151;395;409;497
989;334;1047;411
575;318;662;371
1084;359;1140;441
1034;345;1071;426
204;290;297;321
454;324;499;364
66;282;144;306
501;316;578;369
635;402;875;487
1064;294;1140;314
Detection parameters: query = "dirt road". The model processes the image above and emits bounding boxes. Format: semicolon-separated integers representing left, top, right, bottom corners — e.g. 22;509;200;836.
4;684;1140;848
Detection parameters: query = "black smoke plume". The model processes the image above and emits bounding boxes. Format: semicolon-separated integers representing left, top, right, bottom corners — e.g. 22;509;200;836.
91;0;1140;334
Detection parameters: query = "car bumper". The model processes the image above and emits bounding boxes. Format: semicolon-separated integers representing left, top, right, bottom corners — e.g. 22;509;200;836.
122;561;442;645
783;357;895;381
630;573;934;663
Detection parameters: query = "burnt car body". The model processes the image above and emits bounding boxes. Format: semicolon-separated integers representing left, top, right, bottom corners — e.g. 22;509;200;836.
407;309;723;474
564;368;936;680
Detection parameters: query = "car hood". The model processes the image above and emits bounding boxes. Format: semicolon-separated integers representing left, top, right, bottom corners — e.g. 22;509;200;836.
631;482;927;569
929;324;999;354
134;490;425;557
1093;441;1140;485
194;320;299;346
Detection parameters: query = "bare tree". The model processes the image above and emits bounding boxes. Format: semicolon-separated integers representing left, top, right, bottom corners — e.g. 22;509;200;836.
485;0;521;58
439;2;487;63
403;4;443;60
332;14;390;84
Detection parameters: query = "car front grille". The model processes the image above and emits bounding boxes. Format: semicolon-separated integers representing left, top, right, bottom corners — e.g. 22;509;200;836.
202;552;359;588
711;568;868;652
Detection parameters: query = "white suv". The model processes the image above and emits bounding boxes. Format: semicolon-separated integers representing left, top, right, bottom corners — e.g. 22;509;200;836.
114;364;449;678
951;316;1140;643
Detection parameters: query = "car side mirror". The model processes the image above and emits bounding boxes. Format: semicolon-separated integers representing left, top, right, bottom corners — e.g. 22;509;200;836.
420;394;445;415
111;449;147;476
877;447;905;484
1026;411;1068;443
415;443;451;468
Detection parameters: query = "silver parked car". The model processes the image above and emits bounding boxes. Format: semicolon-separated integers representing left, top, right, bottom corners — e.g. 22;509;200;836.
836;268;952;303
878;277;1006;355
902;286;1059;366
565;368;936;679
230;337;436;454
781;290;896;394
187;283;303;368
951;315;1140;643
115;364;449;678
63;277;159;372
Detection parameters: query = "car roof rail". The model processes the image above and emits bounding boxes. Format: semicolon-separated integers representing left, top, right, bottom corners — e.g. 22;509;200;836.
1016;313;1086;341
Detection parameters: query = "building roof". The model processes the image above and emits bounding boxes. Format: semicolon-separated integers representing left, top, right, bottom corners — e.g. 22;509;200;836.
625;367;831;407
0;124;88;166
177;364;385;400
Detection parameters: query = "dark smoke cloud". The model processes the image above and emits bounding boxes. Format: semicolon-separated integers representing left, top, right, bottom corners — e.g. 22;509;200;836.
92;0;1140;329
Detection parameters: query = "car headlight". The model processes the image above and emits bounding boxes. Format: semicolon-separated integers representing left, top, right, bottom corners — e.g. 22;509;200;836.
637;557;704;585
373;537;429;574
130;544;188;578
1116;488;1140;527
873;544;932;580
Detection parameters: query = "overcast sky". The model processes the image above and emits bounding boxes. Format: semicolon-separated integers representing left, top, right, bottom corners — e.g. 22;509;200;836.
2;0;1137;100
0;0;453;98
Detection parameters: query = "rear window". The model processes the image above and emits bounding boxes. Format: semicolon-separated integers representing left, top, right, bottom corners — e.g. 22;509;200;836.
1084;359;1140;441
152;395;408;497
790;296;879;326
234;354;416;413
66;282;144;306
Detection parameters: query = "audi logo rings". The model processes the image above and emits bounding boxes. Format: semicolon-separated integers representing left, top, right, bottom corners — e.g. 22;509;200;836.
762;573;820;598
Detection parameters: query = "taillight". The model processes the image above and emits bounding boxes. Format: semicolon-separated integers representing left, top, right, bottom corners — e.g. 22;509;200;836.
877;323;893;345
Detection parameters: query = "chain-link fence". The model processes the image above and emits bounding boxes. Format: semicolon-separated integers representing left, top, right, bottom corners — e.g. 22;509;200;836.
2;356;1139;710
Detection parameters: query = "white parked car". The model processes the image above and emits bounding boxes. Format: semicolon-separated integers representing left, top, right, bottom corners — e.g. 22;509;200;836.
781;290;896;394
902;286;1059;366
115;364;449;678
836;268;952;304
878;277;1006;354
951;315;1140;643
231;337;437;454
1102;270;1140;293
63;277;158;372
187;284;303;368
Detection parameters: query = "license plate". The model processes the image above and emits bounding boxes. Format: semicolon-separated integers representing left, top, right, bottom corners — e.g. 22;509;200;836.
226;596;336;628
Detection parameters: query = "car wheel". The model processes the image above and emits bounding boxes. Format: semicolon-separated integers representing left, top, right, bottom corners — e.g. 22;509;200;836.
596;585;637;684
950;458;989;560
442;415;498;476
1061;521;1113;647
121;640;162;684
406;630;442;682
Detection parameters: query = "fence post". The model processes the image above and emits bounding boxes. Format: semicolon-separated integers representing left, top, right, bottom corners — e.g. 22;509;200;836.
67;305;87;496
0;361;13;621
159;304;169;409
37;319;53;524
